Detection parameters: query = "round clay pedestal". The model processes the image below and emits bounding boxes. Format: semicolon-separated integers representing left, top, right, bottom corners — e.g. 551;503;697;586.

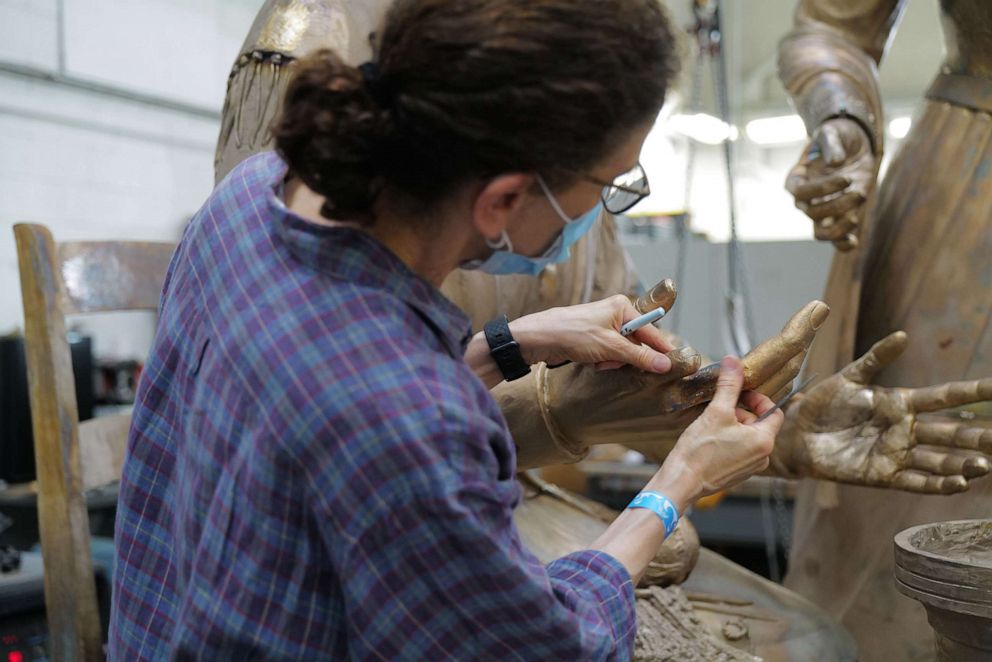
894;519;992;661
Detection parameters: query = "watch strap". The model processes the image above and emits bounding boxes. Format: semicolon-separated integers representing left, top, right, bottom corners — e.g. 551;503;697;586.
483;315;531;382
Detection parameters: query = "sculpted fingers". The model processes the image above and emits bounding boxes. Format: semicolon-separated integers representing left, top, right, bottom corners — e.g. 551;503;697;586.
741;301;829;385
833;232;859;252
914;421;992;454
891;470;969;495
634;278;678;315
910;378;992;413
841;332;908;385
908;447;990;478
800;191;865;223
790;174;851;202
669;303;828;411
664;347;704;379
754;350;806;398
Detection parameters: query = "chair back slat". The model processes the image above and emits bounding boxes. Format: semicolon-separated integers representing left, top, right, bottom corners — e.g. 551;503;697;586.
59;241;174;314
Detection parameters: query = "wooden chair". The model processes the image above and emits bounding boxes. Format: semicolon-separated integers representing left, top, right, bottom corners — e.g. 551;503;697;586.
14;223;175;661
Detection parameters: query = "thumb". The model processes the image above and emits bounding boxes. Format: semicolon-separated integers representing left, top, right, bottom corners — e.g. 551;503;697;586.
817;123;847;166
841;331;908;385
710;356;745;411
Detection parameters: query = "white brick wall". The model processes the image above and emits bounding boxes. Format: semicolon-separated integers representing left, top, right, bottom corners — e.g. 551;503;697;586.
0;0;261;358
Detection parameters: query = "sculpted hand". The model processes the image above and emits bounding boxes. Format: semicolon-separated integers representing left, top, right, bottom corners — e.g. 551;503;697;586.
786;118;879;251
783;332;992;493
664;300;830;408
537;300;828;459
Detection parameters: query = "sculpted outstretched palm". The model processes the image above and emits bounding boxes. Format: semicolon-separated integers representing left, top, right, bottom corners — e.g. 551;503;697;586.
783;331;992;493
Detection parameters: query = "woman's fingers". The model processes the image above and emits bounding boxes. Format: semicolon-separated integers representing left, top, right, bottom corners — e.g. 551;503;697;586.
741;389;777;418
735;407;758;425
629;319;677;354
609;335;672;374
710;356;746;414
740;389;785;435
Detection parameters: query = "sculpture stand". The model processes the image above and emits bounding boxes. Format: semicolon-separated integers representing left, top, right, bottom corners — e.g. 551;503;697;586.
895;519;992;661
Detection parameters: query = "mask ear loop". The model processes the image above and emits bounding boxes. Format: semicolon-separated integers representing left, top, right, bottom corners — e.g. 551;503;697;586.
537;175;577;225
486;230;513;252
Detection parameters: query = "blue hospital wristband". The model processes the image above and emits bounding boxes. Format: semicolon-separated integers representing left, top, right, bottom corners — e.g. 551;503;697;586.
627;491;680;537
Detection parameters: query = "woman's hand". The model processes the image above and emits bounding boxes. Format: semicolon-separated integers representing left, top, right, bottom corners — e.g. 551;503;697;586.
510;294;676;374
590;356;783;584
649;356;784;508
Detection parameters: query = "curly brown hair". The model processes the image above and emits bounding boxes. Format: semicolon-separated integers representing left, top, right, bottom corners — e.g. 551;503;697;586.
273;0;679;223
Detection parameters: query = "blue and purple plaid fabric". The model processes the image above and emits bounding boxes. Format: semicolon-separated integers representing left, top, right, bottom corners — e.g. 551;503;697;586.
109;152;636;660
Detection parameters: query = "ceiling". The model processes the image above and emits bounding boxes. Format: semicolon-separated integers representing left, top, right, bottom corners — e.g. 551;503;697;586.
660;0;946;118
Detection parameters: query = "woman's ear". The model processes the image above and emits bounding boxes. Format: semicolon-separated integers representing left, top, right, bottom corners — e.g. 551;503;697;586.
470;173;536;241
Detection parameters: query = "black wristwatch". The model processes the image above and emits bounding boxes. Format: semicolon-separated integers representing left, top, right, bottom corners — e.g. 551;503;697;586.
483;315;531;382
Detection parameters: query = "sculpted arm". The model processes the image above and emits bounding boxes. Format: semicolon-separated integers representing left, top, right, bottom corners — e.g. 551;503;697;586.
779;0;907;249
496;290;992;496
215;0;392;182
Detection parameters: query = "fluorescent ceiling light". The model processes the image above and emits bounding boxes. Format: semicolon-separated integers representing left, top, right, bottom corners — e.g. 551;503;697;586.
745;115;807;145
669;113;738;145
889;116;912;139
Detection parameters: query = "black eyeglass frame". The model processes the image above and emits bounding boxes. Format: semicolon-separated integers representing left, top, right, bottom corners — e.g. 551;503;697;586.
564;162;651;215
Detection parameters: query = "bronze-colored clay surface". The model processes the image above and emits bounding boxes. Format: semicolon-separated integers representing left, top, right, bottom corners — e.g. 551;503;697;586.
633;586;758;662
911;520;992;566
780;2;992;659
633;278;677;315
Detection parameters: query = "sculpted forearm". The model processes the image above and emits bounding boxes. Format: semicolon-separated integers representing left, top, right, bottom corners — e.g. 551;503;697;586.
780;0;906;155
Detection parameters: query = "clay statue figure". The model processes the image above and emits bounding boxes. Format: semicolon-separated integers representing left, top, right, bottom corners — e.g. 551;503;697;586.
779;0;992;659
215;1;992;658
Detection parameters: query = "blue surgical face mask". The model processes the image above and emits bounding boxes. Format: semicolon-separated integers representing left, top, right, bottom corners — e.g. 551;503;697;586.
461;176;602;277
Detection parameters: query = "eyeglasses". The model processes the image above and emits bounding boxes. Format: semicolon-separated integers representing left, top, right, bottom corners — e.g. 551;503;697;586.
582;162;651;214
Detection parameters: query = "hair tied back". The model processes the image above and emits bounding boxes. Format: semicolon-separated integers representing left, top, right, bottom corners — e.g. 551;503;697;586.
358;61;393;108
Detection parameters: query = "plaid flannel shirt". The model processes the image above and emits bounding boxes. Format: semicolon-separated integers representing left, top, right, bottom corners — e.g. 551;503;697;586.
109;151;637;660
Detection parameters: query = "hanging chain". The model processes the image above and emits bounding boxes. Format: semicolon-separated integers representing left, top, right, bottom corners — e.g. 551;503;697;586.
671;28;706;336
682;0;757;351
684;0;789;581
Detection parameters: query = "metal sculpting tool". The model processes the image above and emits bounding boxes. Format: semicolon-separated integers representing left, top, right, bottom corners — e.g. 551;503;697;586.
756;373;818;422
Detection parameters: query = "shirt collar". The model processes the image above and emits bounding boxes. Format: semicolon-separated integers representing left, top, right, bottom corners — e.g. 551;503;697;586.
260;152;473;358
